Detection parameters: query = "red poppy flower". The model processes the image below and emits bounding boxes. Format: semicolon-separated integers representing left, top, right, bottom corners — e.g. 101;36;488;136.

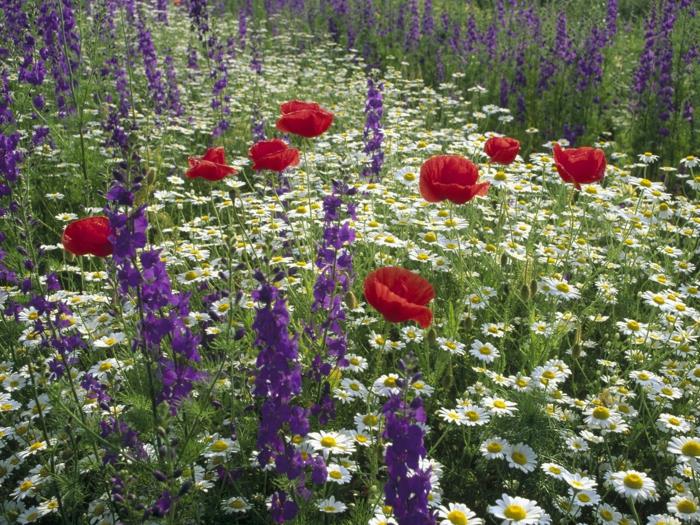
249;139;300;172
484;136;520;165
363;267;435;328
62;216;113;257
186;147;236;181
419;155;490;204
553;143;606;187
276;100;334;138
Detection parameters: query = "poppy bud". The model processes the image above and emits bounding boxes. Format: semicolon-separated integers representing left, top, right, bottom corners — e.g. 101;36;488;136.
572;343;582;359
530;279;538;297
520;284;530;301
345;290;358;309
462;316;473;331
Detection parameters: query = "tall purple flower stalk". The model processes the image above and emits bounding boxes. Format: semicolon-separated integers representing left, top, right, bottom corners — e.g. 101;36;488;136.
383;392;434;525
405;0;420;51
107;170;205;415
136;10;167;114
164;54;183;116
421;0;433;38
188;0;209;36
576;26;605;92
156;0;168;24
37;0;78;115
606;0;618;43
251;273;310;522
361;78;385;180
307;181;356;424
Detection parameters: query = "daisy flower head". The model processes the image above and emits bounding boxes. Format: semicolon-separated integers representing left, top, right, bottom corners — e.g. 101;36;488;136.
307;431;355;458
460;404;490;427
438;337;466;356
372;374;402;396
488;493;544;524
346;353;368;373
571;488;600;507
647;514;682;525
610;470;657;502
482;396;518;416
657;413;692;433
639;151;660;164
667;436;700;461
326;463;352;484
680;155;699;168
540;277;581;300
667;494;700;521
480;437;510;459
438;407;467;426
596;503;622;523
221;496;250;514
317;495;347;514
540;462;569;480
563;471;597;491
438;502;483;525
505;443;537;473
584;405;622;429
469;340;500;363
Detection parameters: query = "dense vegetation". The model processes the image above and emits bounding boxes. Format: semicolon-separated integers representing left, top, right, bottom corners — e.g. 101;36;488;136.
0;1;698;524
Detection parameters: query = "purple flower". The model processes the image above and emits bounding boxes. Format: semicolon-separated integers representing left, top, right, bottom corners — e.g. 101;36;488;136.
136;11;167;114
361;78;384;180
383;394;434;525
251;274;309;521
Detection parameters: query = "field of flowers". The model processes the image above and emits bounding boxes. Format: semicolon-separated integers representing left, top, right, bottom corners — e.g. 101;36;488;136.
1;1;700;524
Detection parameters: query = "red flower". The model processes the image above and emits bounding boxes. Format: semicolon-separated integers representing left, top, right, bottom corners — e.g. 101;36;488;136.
276;100;334;138
484;136;520;165
553;143;606;187
363;267;435;328
419;155;490;204
186;147;236;181
249;139;300;172
62;216;113;257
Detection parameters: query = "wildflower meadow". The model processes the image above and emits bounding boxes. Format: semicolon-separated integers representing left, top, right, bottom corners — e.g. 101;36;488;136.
1;1;700;524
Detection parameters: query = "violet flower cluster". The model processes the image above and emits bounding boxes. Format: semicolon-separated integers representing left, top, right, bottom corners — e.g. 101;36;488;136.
107;179;205;414
361;78;385;181
251;272;314;522
136;10;167;115
382;391;434;525
308;181;356;423
36;0;81;116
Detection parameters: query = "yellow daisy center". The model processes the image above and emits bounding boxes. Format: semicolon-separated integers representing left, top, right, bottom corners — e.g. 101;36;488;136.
677;499;698;514
320;436;337;448
447;510;467;525
681;441;700;457
623;473;643;489
504;504;527;520
210;440;229;453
